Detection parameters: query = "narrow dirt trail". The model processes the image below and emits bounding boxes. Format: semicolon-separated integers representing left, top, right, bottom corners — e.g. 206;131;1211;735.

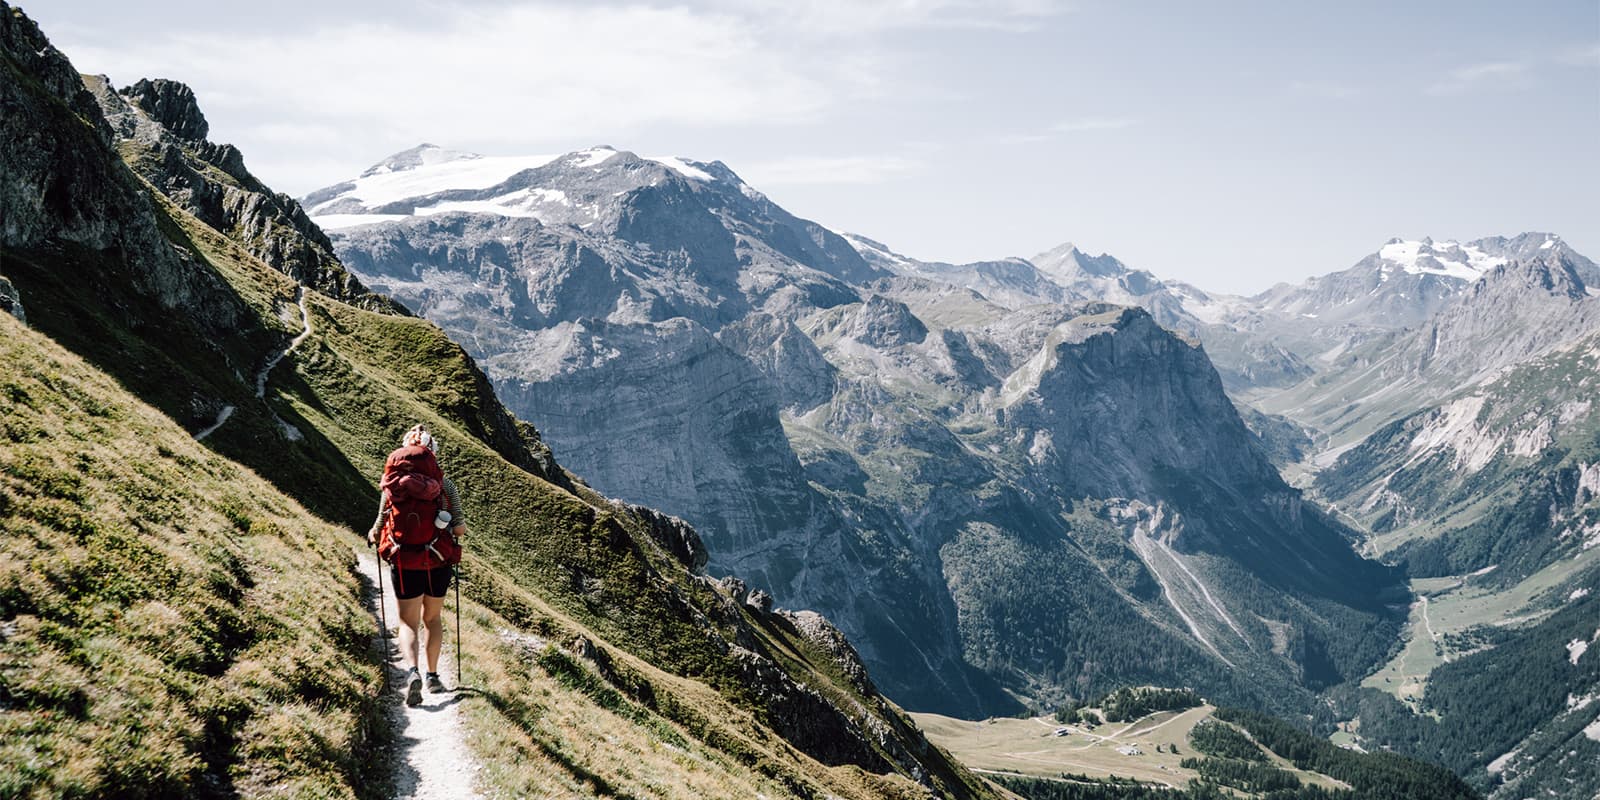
357;550;484;800
196;288;311;441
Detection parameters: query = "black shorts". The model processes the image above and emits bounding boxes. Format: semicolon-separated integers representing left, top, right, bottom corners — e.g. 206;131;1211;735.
390;564;453;600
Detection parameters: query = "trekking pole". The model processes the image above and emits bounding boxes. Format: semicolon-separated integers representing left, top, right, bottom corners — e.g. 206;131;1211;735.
373;542;390;670
454;559;463;687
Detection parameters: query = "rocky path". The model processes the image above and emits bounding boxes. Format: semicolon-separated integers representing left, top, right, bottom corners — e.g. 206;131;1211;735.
358;550;484;800
196;287;310;441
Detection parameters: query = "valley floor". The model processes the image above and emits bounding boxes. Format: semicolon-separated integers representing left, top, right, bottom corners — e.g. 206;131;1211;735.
1358;547;1600;706
911;707;1346;794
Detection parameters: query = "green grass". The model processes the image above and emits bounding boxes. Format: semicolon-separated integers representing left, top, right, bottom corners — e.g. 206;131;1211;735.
0;312;386;799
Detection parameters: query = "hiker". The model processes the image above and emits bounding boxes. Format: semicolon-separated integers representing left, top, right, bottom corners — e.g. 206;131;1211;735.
368;423;467;706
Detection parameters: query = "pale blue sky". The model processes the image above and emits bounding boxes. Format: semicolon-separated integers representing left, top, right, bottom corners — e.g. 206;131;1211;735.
27;0;1600;293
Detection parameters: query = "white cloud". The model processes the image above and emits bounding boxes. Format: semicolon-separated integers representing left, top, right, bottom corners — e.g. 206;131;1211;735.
1289;80;1361;100
1050;117;1135;133
58;4;859;191
1426;60;1530;95
991;117;1133;146
739;154;924;185
1555;43;1600;67
703;0;1072;35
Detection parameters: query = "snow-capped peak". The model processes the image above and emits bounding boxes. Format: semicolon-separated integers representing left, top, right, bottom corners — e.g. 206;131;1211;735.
1377;237;1507;282
305;145;732;230
357;143;482;177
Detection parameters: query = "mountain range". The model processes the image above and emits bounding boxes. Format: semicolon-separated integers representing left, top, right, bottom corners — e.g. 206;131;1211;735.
2;1;1595;795
304;140;1600;798
308;143;1409;719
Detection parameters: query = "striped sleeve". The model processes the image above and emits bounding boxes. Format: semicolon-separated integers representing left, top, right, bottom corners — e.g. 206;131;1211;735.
369;491;389;534
441;476;466;526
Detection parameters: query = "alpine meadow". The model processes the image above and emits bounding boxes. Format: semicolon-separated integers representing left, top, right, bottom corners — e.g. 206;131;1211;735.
2;2;1597;799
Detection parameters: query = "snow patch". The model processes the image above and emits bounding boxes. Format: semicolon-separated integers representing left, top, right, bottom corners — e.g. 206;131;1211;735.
1587;715;1600;742
570;146;618;167
313;152;560;212
1568;638;1589;665
838;232;914;268
416;197;541;219
1571;588;1592;602
650;156;714;182
1378;239;1505;282
312;213;410;230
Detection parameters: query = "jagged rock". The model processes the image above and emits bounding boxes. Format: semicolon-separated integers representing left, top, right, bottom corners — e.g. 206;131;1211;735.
620;501;708;573
846;294;927;347
0;11;242;334
569;635;594;660
0;276;24;322
783;610;877;697
118;78;208;141
725;645;891;771
717;312;839;412
716;576;748;604
84;75;396;312
745;589;773;614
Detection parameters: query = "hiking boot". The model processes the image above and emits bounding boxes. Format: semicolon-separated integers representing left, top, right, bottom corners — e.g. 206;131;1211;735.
405;668;423;706
426;672;447;694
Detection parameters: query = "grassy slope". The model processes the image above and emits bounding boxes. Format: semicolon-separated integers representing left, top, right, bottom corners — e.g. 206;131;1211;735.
0;312;383;798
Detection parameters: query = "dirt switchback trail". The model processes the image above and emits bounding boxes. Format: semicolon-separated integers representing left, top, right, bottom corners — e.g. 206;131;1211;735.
196;287;312;441
358;550;484;800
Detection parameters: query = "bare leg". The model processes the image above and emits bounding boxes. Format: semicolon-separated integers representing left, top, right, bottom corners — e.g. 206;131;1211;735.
422;594;446;674
396;595;424;671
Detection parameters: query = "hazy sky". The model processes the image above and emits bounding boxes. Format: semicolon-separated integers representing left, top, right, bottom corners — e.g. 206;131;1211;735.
28;0;1600;294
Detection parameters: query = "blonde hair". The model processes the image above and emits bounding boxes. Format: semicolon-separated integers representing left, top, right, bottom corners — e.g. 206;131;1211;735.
402;423;436;452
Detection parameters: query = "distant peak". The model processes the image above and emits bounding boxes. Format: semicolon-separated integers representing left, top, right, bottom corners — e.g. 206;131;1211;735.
1040;241;1080;257
360;143;481;177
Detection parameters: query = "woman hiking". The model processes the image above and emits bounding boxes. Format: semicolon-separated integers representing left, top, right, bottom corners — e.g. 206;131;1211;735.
368;423;467;706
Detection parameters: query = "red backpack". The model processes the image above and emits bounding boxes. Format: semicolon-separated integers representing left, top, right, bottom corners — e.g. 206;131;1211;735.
376;444;460;569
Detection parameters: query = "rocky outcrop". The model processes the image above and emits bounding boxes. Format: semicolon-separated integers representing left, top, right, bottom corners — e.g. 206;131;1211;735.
0;275;23;322
83;75;396;312
1000;306;1281;498
785;609;878;697
845;295;928;348
0;6;243;334
118;77;209;141
620;501;708;572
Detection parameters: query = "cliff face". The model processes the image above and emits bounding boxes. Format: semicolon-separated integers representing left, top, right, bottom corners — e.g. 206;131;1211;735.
85;74;397;311
0;9;241;333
